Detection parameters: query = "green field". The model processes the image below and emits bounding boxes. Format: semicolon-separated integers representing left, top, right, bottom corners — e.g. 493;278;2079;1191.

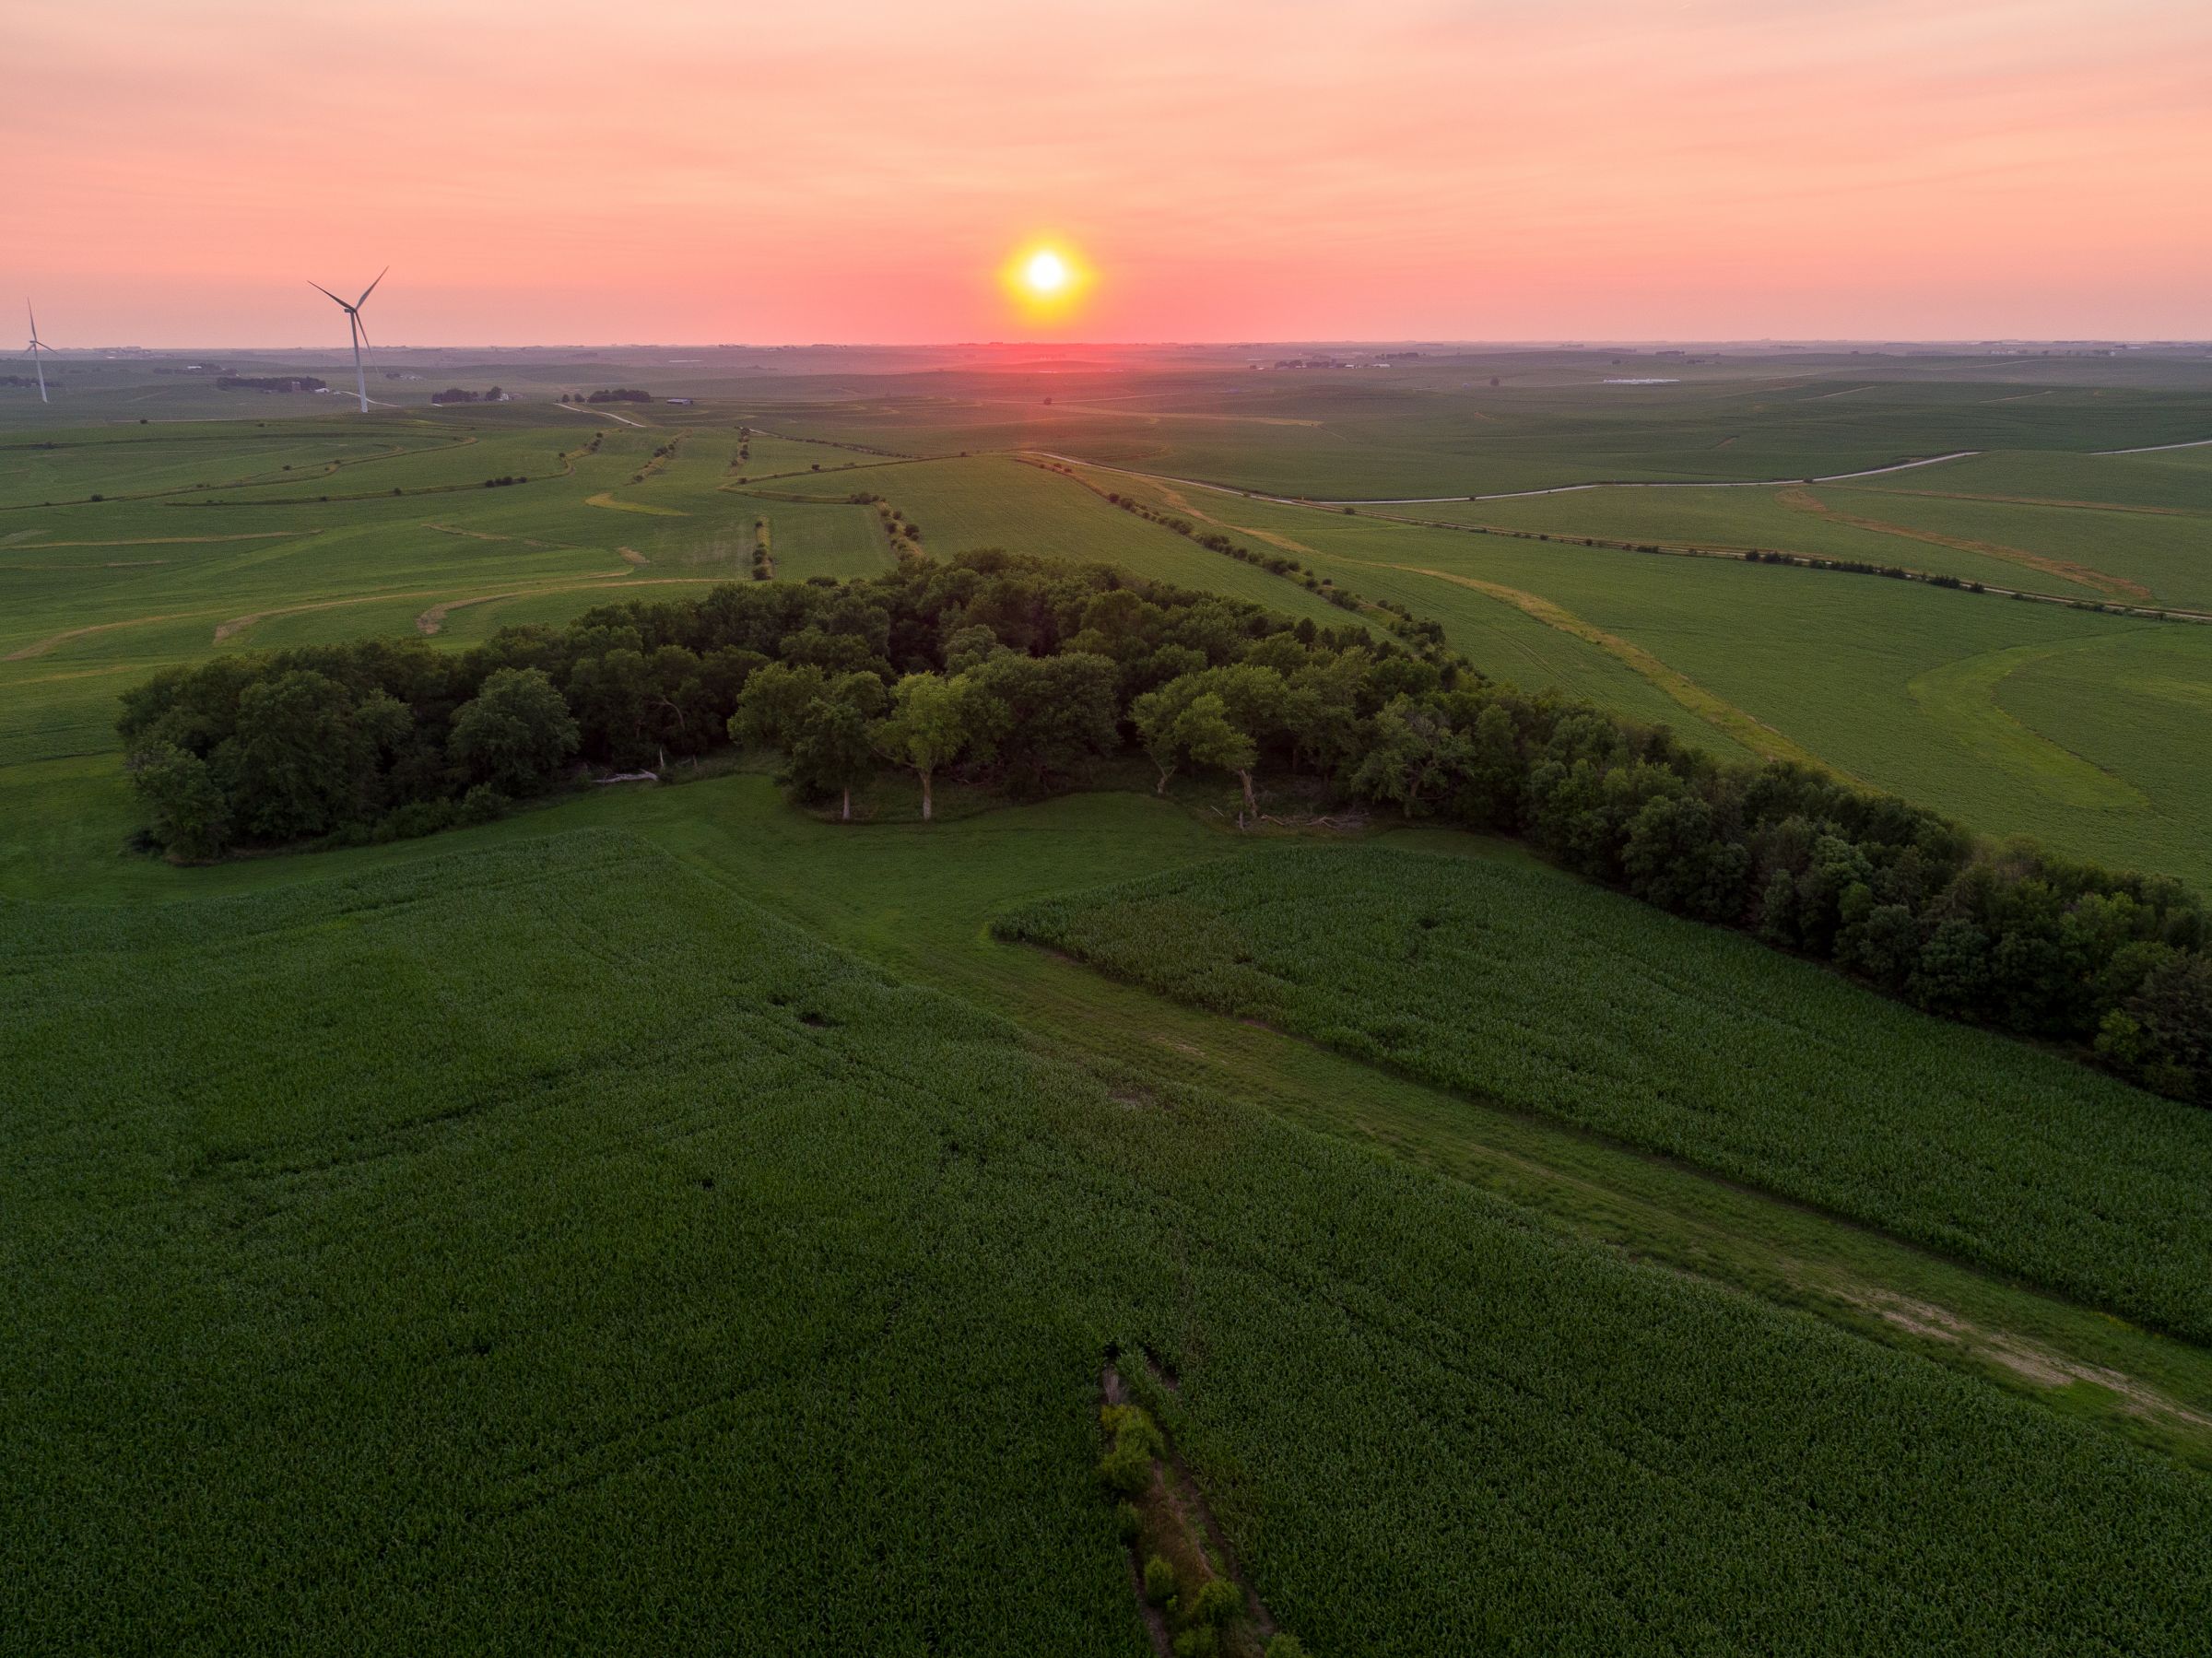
12;346;2212;1652
12;795;2212;1654
1067;464;2212;888
998;845;2212;1339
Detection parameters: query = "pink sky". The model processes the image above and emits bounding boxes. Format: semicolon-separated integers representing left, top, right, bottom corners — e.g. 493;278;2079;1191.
11;0;2211;346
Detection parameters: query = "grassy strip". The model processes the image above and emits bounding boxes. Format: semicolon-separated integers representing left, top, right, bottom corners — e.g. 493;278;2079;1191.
1391;564;1847;774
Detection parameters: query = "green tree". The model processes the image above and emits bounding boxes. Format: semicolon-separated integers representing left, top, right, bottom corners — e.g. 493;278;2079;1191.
208;669;370;841
1131;676;1201;794
449;667;580;795
964;652;1118;794
1177;693;1260;810
782;697;877;821
125;741;230;862
872;673;971;821
1349;696;1470;818
730;663;830;749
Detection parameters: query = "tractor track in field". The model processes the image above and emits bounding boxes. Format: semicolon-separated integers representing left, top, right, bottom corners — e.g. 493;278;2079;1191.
5;610;218;661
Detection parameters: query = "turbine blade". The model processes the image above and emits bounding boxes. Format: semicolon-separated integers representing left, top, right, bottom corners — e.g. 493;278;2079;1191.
356;266;388;308
309;281;349;307
354;313;372;352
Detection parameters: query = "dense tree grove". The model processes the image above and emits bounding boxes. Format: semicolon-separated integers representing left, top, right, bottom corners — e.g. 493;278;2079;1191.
119;550;2211;1103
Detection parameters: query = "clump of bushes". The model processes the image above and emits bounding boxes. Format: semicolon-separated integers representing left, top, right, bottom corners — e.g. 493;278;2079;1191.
1143;1553;1176;1603
1097;1404;1161;1497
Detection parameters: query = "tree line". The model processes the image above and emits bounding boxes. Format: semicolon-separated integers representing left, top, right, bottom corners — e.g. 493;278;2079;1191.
216;375;326;394
118;550;2210;1104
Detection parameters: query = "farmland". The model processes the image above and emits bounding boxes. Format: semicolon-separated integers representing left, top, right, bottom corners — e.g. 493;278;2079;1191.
1060;457;2212;888
997;845;2212;1339
10;344;2212;1652
12;808;2212;1655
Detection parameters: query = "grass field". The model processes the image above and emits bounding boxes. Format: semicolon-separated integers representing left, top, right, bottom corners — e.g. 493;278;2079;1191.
12;348;2212;1651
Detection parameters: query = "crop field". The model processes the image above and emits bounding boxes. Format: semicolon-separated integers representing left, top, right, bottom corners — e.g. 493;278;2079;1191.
11;822;2212;1654
999;845;2212;1339
767;355;2212;500
761;454;1358;625
0;413;888;773
1071;464;2212;888
11;347;2212;1652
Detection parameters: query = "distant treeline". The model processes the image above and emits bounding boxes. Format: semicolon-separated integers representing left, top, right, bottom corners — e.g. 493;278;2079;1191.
571;388;652;404
118;551;2211;1104
218;375;326;394
429;385;505;406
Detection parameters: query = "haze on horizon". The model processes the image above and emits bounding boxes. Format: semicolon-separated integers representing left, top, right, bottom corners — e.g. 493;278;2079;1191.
12;0;2210;349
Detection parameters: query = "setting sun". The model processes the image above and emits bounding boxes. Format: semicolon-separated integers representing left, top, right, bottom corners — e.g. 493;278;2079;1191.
1002;240;1089;322
1024;250;1068;293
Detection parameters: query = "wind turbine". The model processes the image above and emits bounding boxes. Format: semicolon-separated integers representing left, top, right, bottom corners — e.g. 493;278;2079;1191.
24;302;55;403
309;268;386;412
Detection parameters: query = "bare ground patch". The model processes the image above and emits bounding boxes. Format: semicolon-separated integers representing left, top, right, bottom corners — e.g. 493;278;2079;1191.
1840;1287;2212;1437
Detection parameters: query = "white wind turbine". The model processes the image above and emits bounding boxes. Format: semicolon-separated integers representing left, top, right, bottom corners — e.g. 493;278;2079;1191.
309;268;386;412
24;302;56;403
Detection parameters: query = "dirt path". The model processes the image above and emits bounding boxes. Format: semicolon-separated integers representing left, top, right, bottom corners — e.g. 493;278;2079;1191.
1149;482;1321;557
5;530;309;549
1852;486;2187;516
1028;447;1983;507
585;491;687;516
554;402;649;429
2095;436;2212;455
1839;1288;2212;1438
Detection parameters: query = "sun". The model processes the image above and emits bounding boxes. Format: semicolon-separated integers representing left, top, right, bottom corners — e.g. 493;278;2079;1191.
1024;250;1069;295
1002;240;1090;318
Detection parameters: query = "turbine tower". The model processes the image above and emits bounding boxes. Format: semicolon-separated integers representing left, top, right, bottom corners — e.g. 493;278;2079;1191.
24;302;55;404
310;268;386;412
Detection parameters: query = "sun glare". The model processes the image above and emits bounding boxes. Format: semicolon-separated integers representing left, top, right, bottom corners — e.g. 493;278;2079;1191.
1024;250;1069;294
1003;241;1089;320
